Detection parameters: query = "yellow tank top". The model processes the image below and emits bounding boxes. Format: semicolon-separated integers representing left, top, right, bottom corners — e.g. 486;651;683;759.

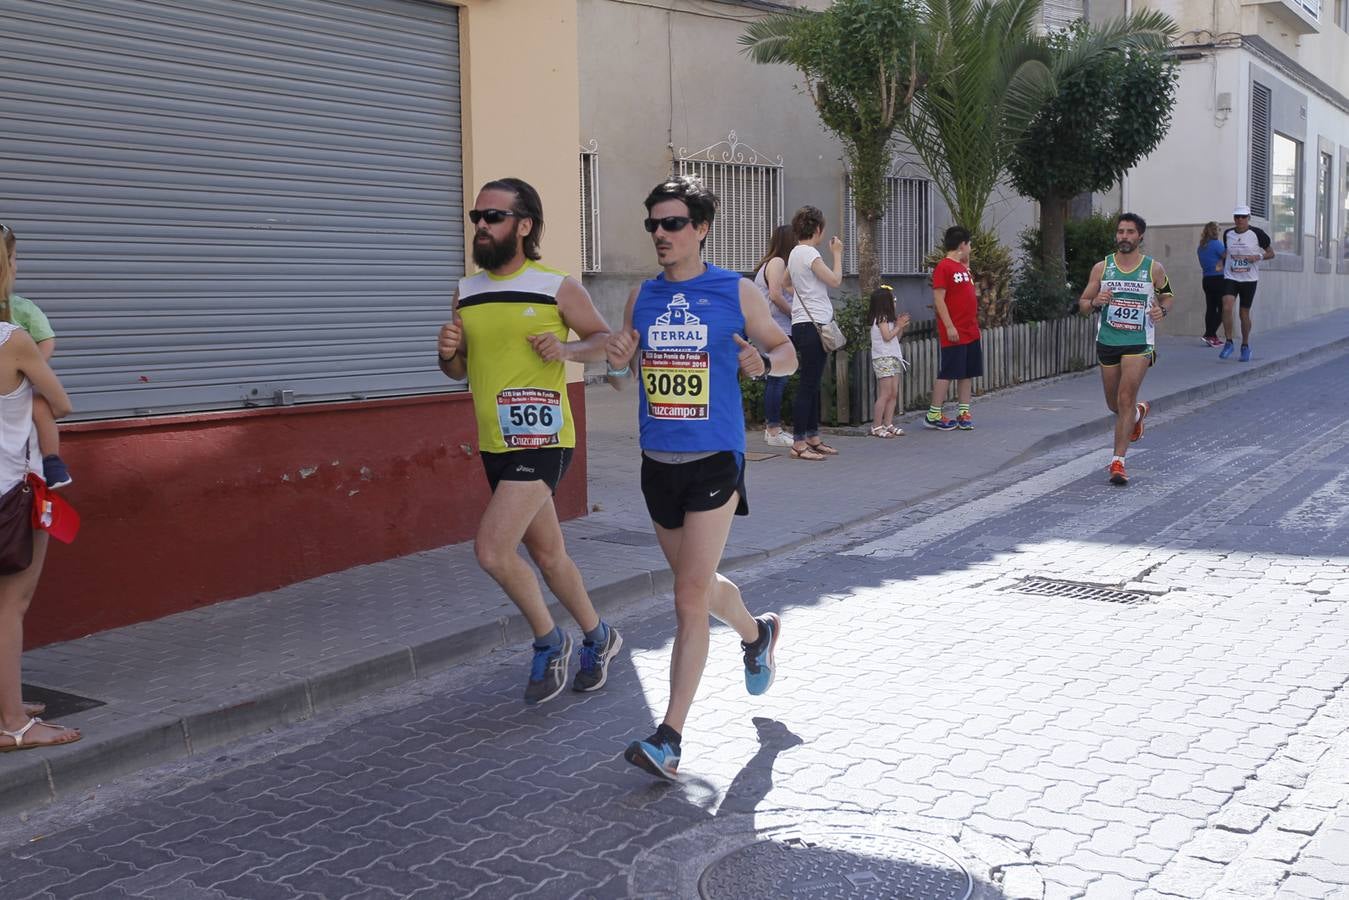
457;261;575;453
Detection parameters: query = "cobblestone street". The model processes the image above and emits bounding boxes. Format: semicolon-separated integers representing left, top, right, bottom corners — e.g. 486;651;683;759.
2;354;1348;899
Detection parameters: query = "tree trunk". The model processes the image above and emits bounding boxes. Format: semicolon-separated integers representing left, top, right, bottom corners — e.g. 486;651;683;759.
1040;190;1069;289
856;208;882;298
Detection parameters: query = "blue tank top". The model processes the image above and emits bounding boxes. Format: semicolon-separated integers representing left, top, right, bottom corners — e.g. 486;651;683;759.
1197;239;1224;276
633;264;747;453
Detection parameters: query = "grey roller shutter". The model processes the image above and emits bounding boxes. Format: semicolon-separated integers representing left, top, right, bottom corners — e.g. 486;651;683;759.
0;0;463;419
1249;82;1272;220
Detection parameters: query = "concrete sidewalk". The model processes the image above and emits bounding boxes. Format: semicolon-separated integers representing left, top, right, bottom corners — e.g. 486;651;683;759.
5;312;1348;816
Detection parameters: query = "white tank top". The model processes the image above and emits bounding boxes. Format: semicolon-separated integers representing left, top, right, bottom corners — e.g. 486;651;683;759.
0;323;39;493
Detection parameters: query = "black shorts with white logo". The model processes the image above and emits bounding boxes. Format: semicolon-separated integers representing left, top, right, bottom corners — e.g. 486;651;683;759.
480;447;573;494
640;451;748;531
1222;279;1258;309
1096;342;1156;368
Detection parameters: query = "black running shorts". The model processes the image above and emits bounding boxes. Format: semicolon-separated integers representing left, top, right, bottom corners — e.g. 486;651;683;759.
1096;342;1156;368
938;339;983;380
480;447;573;494
1222;280;1258;309
640;451;748;531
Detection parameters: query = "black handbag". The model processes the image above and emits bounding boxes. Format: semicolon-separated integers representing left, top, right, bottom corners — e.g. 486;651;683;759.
0;475;34;575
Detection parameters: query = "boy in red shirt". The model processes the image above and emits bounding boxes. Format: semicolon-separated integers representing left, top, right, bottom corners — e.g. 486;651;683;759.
924;226;981;431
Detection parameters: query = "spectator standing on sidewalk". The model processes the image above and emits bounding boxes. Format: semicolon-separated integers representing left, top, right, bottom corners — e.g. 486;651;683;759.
1197;221;1226;348
1079;212;1174;486
2;226;73;488
786;206;843;461
751;225;796;447
437;178;622;706
1219;206;1274;361
603;175;797;780
868;285;910;438
0;238;80;752
924;226;981;432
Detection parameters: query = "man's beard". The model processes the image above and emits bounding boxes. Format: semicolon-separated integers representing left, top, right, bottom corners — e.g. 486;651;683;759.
1116;240;1136;254
472;232;518;270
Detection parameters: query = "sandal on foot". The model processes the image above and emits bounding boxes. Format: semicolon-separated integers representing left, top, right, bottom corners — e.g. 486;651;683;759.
0;717;81;752
887;425;905;437
807;441;839;455
23;701;45;718
789;446;827;461
869;426;893;438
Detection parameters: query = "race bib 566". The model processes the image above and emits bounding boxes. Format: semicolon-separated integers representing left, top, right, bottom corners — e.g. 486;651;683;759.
496;387;563;448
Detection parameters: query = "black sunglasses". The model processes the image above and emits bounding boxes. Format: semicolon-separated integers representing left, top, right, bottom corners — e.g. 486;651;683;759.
468;208;523;226
643;216;693;233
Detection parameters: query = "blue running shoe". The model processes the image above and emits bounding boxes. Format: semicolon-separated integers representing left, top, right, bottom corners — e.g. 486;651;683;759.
957;413;974;431
923;417;958;431
1218;340;1234;360
742;613;781;696
1239;344;1251;362
523;634;571;705
573;625;623;692
624;732;680;781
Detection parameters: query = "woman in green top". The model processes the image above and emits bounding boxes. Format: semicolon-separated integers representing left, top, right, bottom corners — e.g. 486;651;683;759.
2;225;72;488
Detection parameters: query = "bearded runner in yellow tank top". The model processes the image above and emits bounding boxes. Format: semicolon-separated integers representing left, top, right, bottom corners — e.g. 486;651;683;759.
438;177;621;708
457;261;576;453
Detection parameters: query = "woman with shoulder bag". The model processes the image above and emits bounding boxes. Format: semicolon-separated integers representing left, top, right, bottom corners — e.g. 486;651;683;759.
0;225;80;752
785;206;844;461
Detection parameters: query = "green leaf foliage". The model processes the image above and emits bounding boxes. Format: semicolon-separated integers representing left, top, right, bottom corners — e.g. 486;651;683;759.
1013;212;1120;321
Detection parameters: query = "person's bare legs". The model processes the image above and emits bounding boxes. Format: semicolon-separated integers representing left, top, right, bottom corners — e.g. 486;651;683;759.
1239;305;1253;346
474;480;561;638
521;496;600;634
653;496;757;734
872;375;897;430
1221;294;1237;344
0;533;79;748
930;377;950;414
1112;357;1150;458
32;396;58;458
956;378;972;408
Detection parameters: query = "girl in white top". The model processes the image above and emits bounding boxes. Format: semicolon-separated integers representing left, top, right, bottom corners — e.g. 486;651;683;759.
784;206;843;460
867;285;911;438
0;230;79;752
751;225;796;446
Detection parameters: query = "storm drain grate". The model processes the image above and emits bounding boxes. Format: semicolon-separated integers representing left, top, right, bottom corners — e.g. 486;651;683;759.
1009;576;1157;605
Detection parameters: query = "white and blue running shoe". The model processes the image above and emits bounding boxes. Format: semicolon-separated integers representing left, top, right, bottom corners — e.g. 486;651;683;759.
742;613;781;696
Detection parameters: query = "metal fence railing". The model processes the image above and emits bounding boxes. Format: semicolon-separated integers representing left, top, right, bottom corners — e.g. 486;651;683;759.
823;314;1101;426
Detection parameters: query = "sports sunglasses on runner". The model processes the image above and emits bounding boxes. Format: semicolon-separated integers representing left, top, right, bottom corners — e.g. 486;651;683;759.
643;216;692;233
468;208;524;226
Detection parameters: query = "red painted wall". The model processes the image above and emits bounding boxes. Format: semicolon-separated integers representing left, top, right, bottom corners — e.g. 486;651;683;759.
24;384;588;648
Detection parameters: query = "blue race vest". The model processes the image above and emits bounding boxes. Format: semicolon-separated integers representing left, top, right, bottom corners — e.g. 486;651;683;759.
634;264;747;453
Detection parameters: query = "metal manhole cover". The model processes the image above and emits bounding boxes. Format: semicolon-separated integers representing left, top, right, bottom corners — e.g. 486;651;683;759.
1009;576;1155;604
699;830;974;899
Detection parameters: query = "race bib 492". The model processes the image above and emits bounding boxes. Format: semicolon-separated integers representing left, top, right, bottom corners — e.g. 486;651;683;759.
641;350;709;420
496;387;563;448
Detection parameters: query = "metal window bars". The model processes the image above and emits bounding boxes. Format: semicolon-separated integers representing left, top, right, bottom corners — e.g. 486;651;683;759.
843;172;935;276
676;132;784;273
579;141;601;273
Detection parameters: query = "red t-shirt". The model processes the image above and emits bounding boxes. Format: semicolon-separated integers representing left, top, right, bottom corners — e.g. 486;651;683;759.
932;257;979;347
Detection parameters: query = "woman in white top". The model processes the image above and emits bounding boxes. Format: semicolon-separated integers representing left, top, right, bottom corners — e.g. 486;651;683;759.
0;228;79;752
785;206;843;461
751;225;796;446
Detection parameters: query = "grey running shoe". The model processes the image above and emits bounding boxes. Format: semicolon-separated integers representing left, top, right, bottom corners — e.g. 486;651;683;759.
524;634;572;705
573;625;623;692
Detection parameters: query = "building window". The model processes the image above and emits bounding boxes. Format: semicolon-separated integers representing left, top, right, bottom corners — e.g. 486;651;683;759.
1341;154;1349;264
676;132;784;272
1040;0;1084;32
843;176;935;276
579;142;601;273
1316;150;1333;259
1271;132;1302;254
1249;83;1272;220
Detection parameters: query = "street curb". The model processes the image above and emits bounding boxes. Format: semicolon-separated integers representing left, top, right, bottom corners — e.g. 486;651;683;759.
6;335;1348;817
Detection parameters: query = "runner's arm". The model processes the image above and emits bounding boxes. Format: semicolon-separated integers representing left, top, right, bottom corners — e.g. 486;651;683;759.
438;292;467;381
1259;229;1276;260
537;276;611;363
740;279;797;378
604;287;641;391
1077;261;1108;315
1149;261;1175;322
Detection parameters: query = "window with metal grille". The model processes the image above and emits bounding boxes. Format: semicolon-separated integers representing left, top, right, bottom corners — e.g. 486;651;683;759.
1249;83;1272;219
579;143;601;273
1316;150;1333;259
676;133;784;272
1040;0;1083;31
843;176;935;276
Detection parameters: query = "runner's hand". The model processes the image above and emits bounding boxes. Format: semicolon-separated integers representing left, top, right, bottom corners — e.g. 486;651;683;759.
606;328;639;370
1095;289;1113;309
1148;304;1165;322
946;324;959;343
528;332;567;362
438;320;462;360
734;334;764;377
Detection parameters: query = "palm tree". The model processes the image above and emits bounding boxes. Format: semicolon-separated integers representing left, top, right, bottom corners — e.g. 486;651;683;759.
740;0;922;296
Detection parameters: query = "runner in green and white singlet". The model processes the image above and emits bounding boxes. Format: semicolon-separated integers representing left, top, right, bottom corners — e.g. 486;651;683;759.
1079;213;1174;486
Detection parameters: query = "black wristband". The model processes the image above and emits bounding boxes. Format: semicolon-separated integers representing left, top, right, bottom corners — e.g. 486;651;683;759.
758;351;772;377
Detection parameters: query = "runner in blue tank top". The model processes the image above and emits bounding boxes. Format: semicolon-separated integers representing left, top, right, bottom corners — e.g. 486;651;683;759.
604;175;798;781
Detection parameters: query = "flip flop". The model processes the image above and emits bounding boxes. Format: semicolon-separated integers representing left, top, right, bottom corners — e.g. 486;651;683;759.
23;701;45;718
869;426;893;438
807;441;839;455
789;446;827;461
0;717;81;752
